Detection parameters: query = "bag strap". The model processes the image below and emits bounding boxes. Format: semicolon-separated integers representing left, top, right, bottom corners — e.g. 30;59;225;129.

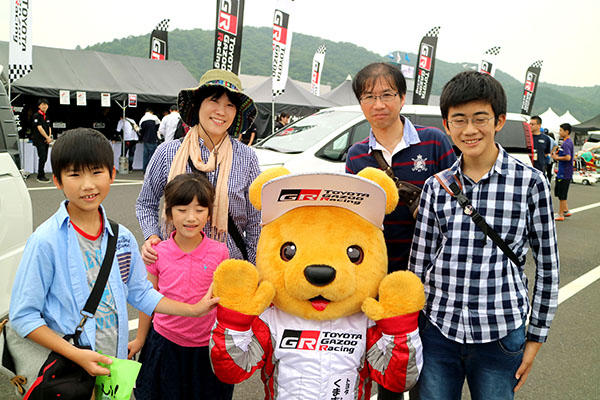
186;157;249;260
433;170;521;267
75;220;119;338
371;150;399;184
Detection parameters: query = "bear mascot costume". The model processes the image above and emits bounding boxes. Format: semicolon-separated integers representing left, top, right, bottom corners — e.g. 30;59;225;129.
209;167;425;399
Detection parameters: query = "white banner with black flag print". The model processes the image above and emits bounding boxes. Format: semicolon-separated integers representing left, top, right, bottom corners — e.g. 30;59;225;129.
149;19;169;60
311;45;326;96
9;0;33;82
479;46;501;77
272;0;295;98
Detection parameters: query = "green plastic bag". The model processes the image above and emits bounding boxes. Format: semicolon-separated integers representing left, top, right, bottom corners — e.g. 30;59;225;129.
95;355;142;400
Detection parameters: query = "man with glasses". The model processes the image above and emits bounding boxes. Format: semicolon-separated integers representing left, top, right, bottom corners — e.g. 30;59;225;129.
409;71;559;400
529;116;552;174
345;62;456;399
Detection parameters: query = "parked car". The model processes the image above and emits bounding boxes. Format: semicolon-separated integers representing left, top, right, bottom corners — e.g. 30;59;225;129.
0;66;33;318
582;131;600;152
572;170;598;185
254;105;534;173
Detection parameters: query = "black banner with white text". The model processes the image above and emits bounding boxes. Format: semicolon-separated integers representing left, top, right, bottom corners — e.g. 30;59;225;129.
213;0;245;74
149;19;169;60
520;60;543;115
412;26;440;105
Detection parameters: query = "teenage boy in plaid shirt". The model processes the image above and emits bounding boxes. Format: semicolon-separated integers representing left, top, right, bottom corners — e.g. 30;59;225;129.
409;71;559;400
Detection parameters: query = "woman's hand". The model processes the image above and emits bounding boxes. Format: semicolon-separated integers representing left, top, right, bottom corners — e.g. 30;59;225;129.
142;235;161;265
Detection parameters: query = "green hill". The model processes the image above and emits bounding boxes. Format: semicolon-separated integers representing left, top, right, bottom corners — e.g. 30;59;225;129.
83;26;600;121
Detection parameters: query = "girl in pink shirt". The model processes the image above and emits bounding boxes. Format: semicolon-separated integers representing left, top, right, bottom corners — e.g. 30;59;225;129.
129;173;232;400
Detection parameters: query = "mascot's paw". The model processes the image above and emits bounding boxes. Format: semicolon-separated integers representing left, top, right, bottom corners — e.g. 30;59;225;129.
362;271;425;321
213;259;275;316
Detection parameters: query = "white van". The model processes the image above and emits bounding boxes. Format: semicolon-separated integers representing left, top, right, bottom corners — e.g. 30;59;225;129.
0;67;33;318
254;105;534;173
582;131;600;152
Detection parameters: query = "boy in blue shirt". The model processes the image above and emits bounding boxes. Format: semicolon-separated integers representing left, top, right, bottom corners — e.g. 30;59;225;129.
10;128;219;377
552;123;574;221
409;71;559;399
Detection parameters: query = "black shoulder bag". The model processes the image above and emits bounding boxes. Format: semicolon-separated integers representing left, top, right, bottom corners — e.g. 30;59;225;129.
186;157;249;260
26;221;119;400
371;149;422;218
433;172;521;266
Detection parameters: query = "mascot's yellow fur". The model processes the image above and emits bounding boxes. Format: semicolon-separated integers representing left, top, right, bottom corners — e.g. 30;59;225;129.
209;167;425;399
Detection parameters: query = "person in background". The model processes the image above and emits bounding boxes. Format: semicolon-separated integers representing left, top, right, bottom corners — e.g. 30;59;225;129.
410;71;559;400
529;116;552;174
275;112;290;130
344;62;456;399
159;105;182;143
139;108;161;173
31;98;52;183
137;69;261;265
116;115;139;171
552;123;574;221
543;128;557;181
237;121;257;146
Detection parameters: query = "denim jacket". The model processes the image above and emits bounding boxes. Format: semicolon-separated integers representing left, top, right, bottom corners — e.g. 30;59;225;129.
10;201;162;359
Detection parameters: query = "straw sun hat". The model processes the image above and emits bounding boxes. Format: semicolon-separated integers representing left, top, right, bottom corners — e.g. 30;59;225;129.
177;69;257;137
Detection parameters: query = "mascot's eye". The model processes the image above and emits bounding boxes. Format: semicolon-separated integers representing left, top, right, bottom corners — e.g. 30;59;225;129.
347;245;364;264
280;242;297;261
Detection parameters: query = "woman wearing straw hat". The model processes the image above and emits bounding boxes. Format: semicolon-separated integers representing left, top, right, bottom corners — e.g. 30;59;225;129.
136;69;261;266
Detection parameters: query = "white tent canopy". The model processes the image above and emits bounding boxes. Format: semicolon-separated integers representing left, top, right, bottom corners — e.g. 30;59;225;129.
559;111;580;126
539;107;561;133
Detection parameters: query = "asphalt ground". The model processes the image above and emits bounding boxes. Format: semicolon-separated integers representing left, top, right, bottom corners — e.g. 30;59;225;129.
2;169;599;399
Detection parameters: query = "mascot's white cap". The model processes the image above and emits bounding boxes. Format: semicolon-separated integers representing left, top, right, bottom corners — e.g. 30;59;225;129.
260;172;387;229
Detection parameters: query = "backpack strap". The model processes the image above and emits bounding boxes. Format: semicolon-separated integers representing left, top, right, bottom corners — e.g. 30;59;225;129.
434;169;521;267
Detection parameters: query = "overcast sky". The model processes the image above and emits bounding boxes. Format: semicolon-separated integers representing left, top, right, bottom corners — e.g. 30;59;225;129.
2;0;598;87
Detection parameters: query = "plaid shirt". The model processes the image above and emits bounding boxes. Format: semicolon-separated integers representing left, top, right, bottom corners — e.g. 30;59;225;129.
409;146;559;343
136;137;261;263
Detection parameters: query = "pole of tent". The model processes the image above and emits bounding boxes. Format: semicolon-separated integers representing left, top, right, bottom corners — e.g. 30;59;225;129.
271;96;275;137
115;99;128;174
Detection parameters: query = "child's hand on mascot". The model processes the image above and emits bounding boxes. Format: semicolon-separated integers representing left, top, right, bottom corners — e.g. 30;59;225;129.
361;271;425;321
213;259;276;316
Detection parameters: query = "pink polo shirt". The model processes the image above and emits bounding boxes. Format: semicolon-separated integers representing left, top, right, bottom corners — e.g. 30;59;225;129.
148;232;229;347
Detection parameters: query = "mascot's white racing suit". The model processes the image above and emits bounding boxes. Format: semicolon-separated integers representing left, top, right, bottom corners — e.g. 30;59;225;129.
210;305;422;400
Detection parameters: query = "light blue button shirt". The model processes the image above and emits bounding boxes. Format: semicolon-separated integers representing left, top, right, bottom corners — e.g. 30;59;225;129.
10;201;163;359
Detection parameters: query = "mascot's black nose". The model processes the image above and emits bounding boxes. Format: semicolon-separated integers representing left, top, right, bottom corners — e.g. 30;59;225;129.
304;264;336;286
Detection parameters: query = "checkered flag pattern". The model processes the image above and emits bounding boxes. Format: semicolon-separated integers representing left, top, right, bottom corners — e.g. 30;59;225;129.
316;45;326;55
8;64;32;82
155;19;170;31
425;26;441;38
485;46;501;56
531;60;543;68
272;88;285;97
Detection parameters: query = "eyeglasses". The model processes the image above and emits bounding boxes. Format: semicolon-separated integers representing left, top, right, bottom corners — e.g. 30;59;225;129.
359;92;398;105
447;116;494;129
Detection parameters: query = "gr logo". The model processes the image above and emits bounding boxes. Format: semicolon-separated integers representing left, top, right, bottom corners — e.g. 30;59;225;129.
278;189;321;201
419;43;433;71
151;38;166;60
279;329;320;350
525;72;537;92
480;61;492;75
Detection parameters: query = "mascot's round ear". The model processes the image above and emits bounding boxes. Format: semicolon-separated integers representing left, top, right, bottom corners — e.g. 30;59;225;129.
357;167;399;215
249;167;291;211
